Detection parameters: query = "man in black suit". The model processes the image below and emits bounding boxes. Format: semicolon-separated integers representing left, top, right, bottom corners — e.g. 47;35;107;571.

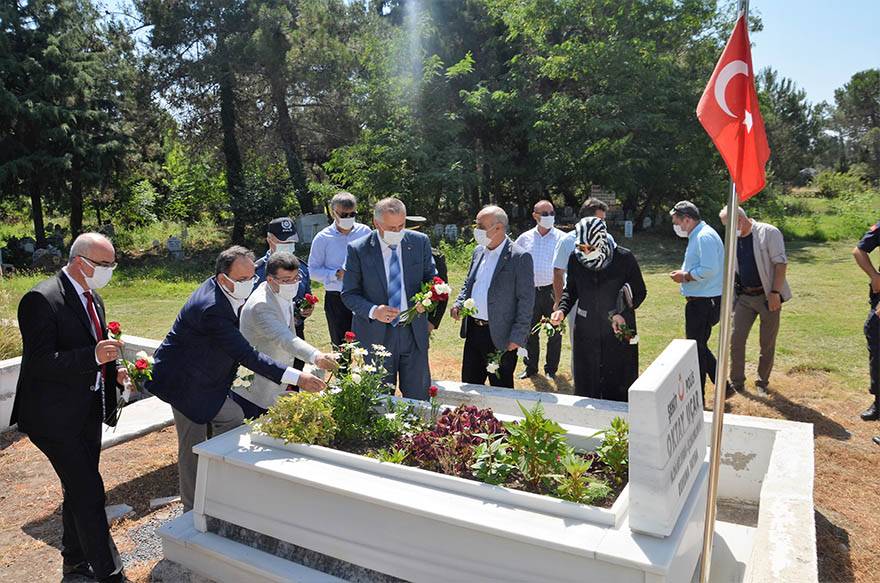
12;233;129;582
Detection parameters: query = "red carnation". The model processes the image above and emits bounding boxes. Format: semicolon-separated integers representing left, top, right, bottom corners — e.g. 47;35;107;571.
433;276;444;284
304;293;319;305
429;385;439;398
108;321;122;336
344;331;356;343
135;358;149;371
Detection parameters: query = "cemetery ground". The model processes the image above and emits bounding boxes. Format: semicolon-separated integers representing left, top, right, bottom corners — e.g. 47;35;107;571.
0;234;878;582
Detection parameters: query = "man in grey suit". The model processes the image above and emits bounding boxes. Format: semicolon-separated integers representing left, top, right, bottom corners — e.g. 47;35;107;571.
231;253;337;419
452;206;535;388
342;197;437;400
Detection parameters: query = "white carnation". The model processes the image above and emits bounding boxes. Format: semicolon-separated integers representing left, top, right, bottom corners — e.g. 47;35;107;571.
350;373;362;384
135;350;149;360
421;297;433;307
463;298;476;310
486;362;500;374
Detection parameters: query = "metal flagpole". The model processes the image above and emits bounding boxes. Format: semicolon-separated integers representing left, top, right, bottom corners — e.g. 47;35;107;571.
699;1;748;581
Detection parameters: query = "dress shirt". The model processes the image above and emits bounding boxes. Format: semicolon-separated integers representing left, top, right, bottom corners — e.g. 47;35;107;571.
680;221;724;297
307;222;371;292
471;239;507;321
516;226;563;287
219;277;305;384
368;234;408;319
61;267;103;388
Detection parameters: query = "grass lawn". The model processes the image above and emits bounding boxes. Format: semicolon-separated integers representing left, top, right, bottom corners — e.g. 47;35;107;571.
0;233;871;394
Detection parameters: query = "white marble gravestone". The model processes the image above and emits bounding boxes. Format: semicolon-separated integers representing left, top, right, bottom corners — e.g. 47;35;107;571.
628;339;707;537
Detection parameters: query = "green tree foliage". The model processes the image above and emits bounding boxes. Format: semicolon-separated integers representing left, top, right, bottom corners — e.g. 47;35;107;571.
833;69;880;181
0;0;137;243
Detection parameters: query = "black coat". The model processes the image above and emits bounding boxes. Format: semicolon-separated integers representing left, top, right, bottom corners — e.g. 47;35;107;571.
559;247;647;401
428;248;448;330
12;272;120;436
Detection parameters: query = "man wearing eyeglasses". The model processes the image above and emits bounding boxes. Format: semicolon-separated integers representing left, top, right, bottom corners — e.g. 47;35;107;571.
232;252;336;419
12;233;128;582
308;192;371;347
147;246;327;513
515;200;564;380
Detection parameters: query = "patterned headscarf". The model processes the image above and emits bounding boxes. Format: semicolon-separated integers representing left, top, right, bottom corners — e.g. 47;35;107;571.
574;217;616;270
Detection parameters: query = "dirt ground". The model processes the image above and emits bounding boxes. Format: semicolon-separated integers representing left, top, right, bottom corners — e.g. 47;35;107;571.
1;366;878;583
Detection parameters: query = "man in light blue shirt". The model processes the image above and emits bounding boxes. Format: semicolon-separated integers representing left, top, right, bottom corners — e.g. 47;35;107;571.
669;200;724;399
307;192;371;347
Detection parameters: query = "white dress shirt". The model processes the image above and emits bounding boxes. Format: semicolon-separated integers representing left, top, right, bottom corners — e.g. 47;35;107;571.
369;235;409;319
516;226;563;287
470;239;506;322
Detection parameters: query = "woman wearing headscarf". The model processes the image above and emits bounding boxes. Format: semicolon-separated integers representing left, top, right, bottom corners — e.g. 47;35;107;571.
551;217;647;401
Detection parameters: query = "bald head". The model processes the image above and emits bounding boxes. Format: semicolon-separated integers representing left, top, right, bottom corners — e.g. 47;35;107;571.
476;205;508;249
69;233;115;265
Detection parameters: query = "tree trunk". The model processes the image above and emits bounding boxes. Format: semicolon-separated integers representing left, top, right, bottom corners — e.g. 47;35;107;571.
30;191;46;247
70;173;84;239
268;69;313;214
218;35;247;244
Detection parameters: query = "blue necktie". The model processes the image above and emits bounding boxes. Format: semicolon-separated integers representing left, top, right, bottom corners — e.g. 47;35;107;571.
388;245;401;326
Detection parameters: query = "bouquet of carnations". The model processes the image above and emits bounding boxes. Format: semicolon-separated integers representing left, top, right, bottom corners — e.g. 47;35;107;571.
531;316;565;339
106;322;154;426
458;297;478;319
299;293;319;312
399;277;452;325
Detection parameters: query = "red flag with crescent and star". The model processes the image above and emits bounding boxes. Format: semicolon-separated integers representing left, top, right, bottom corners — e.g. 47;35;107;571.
697;14;770;201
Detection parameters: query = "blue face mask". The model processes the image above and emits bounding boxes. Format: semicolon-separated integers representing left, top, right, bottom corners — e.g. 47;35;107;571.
274;242;296;255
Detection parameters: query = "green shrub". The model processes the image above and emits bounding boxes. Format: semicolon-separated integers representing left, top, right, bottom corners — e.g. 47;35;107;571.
554;453;612;505
814;170;866;199
592;416;629;486
249;392;337;446
503;401;572;491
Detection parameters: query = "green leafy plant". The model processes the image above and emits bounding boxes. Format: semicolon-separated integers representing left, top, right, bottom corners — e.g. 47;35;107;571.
553;453;613;505
249;392;337;446
592;416;629;486
368;447;410;464
470;433;515;485
503;402;572;491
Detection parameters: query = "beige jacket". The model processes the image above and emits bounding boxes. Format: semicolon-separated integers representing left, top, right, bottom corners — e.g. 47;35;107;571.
233;282;318;409
739;220;793;302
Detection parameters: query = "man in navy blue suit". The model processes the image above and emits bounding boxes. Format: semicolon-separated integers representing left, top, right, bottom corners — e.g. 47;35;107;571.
147;246;326;512
342;198;436;400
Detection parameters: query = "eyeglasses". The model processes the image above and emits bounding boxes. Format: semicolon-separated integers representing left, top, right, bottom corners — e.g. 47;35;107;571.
335;211;356;219
224;273;258;285
80;256;118;270
270;274;303;285
535;211;556;217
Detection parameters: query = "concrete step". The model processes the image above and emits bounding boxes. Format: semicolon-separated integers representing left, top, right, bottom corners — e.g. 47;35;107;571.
158;512;346;583
101;396;174;449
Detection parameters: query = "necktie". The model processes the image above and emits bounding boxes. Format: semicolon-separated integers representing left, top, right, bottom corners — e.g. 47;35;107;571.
83;291;107;420
388;245;401;326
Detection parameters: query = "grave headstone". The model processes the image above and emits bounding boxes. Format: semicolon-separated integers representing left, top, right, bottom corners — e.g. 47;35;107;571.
167;236;184;260
624;220;633;239
627;339;706;537
444;224;458;242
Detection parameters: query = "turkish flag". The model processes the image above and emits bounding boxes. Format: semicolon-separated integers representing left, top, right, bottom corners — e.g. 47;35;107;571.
697;15;770;201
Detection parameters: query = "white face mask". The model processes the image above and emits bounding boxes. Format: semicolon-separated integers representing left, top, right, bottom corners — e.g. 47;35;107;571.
337;217;356;230
538;215;555;229
275;281;299;302
381;229;405;247
81;258;115;289
222;274;254;301
673;224;689;238
274;242;296;255
474;228;490;247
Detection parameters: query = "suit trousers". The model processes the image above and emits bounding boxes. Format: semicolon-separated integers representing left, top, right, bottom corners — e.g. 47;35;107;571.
172;396;244;512
382;323;430;400
866;292;880;397
28;396;123;579
461;320;517;388
729;293;781;389
292;320;306;380
524;285;562;375
685;296;721;399
324;291;353;348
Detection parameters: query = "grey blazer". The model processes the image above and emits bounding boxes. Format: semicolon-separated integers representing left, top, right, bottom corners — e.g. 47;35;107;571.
454;238;535;349
234;282;318;409
342;230;436;353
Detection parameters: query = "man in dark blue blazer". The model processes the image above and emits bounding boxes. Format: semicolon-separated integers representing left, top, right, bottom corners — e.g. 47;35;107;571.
147;246;325;512
342;198;436;400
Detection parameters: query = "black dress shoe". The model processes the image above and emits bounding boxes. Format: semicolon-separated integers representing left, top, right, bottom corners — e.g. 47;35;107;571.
724;383;738;399
62;561;95;578
517;370;536;380
860;401;879;421
546;371;557;380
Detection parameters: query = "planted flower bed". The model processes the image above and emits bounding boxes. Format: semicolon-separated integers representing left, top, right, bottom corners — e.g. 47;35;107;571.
248;334;629;509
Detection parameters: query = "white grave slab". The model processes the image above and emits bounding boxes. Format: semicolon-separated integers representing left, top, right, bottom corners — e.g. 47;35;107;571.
628;339;707;537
